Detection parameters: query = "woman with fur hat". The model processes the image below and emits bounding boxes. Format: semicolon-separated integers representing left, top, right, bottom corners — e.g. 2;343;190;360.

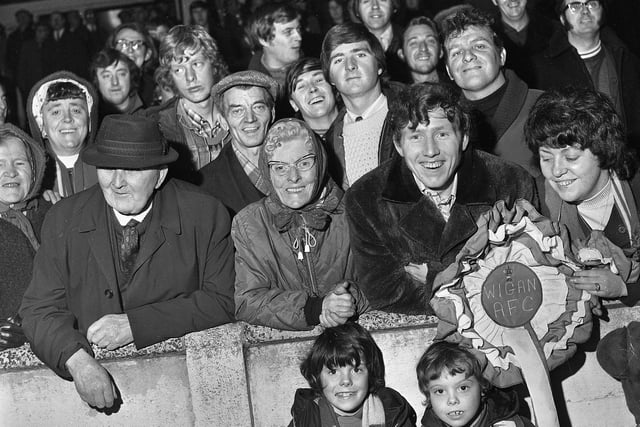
27;71;99;199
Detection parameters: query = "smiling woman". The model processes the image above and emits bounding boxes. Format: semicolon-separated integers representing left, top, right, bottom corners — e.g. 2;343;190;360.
526;87;640;303
231;118;370;331
0;123;50;352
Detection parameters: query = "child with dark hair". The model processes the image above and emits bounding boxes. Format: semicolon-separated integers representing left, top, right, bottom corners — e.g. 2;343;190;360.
290;322;416;426
417;341;533;427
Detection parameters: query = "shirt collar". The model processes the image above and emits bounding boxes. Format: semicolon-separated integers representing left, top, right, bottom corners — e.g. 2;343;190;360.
345;93;387;123
113;203;153;226
412;173;459;204
378;25;393;51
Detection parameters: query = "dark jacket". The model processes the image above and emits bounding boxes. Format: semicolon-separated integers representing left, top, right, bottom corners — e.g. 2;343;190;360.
324;81;404;189
20;179;236;379
531;26;640;150
0;201;50;319
493;12;560;87
345;149;538;314
421;388;534;427
26;71;99;196
199;142;266;217
468;70;542;177
289;387;417;427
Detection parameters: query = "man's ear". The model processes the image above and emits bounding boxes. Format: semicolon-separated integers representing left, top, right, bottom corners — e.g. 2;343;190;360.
461;133;469;152
559;13;565;26
144;49;152;63
499;47;506;67
270;107;276;124
397;48;406;62
258;37;270;49
155;167;169;189
289;99;299;112
445;63;453;81
393;138;404;157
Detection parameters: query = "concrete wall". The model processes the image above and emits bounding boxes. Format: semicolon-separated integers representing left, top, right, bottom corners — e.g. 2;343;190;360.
0;309;636;426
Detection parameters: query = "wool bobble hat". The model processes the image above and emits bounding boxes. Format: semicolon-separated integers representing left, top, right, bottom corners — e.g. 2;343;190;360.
82;114;178;169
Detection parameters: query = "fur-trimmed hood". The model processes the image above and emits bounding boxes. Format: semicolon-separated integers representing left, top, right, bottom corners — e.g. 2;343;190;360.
26;71;99;150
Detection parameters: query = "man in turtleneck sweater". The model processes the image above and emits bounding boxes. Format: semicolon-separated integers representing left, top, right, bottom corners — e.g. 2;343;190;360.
531;0;640;151
441;7;541;177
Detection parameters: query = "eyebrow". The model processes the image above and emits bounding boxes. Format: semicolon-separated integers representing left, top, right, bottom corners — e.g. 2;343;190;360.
330;46;371;60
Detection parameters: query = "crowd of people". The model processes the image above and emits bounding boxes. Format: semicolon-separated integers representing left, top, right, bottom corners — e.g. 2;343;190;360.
1;0;640;425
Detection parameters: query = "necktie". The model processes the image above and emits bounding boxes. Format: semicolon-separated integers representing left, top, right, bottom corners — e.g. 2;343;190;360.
120;219;139;281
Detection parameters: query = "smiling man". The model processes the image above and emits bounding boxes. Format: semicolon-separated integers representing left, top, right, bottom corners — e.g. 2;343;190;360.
397;16;443;84
321;22;403;189
143;25;229;184
345;83;536;313
200;70;278;216
27;71;99;198
442;7;542;177
20;114;235;410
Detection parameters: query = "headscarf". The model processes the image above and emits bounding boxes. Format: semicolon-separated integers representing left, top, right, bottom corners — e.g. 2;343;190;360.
259;118;343;234
0;124;47;250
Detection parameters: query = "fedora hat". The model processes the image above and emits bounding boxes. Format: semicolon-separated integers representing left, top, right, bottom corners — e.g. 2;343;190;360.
82;115;178;169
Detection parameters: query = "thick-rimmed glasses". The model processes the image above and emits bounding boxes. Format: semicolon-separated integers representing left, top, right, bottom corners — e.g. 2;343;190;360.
564;0;601;14
268;154;316;176
115;39;146;51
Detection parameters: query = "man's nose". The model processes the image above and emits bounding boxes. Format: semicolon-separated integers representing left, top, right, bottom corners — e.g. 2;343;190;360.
371;0;380;9
346;56;358;71
111;74;119;86
112;170;127;187
186;65;197;82
463;48;477;62
418;41;428;53
423;139;440;157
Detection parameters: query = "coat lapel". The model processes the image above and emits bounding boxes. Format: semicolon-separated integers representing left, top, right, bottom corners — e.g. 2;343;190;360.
78;187;117;287
132;181;181;275
384;150;496;259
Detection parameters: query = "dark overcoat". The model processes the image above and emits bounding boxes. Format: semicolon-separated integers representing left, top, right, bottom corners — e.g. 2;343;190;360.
20;179;235;378
345;149;538;314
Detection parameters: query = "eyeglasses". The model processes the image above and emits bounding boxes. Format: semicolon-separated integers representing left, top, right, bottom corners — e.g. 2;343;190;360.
115;39;146;51
564;0;601;14
268;154;316;176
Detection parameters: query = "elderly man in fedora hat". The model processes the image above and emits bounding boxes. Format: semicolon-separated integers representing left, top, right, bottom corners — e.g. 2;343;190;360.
20;114;235;410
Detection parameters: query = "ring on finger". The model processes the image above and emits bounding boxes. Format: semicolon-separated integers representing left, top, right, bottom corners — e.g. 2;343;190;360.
595;283;601;291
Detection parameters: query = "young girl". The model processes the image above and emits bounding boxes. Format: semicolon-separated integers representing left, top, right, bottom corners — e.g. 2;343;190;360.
290;322;417;426
417;342;534;427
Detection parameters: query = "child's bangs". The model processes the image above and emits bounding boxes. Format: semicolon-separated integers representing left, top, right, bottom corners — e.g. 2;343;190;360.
325;347;365;370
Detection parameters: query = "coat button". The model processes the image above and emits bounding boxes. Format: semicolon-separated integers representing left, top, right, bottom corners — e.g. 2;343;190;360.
104;289;114;298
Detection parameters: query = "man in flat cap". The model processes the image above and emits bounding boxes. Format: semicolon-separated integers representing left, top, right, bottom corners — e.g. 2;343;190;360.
199;70;278;216
20;115;235;410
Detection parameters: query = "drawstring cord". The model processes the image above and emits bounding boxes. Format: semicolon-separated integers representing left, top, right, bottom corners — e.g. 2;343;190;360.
293;225;317;260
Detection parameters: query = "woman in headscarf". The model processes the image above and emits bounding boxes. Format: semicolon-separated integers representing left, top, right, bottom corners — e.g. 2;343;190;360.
525;87;640;305
232;118;369;330
0;123;50;350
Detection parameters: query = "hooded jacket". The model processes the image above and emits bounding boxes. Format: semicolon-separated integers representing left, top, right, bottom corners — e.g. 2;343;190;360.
26;70;99;196
0;123;51;318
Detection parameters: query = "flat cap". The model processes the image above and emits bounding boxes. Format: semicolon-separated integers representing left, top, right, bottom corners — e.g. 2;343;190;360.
212;70;279;107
